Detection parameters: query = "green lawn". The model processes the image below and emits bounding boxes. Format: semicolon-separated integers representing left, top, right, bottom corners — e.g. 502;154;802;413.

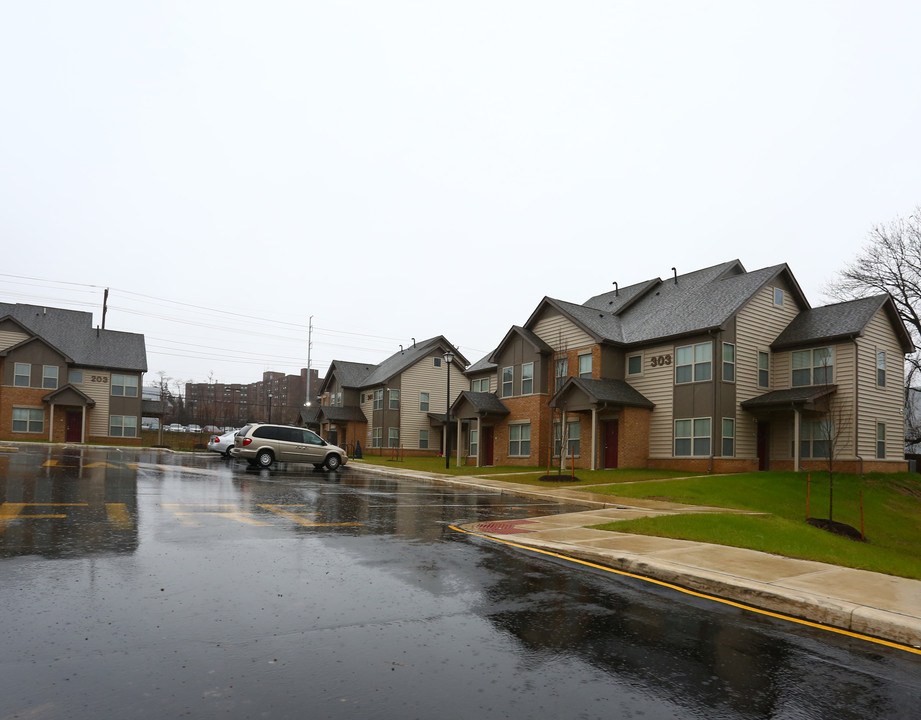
587;472;921;579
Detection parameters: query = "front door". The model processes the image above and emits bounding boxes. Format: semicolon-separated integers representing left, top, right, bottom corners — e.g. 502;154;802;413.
65;412;83;443
757;422;770;470
483;427;495;466
603;420;619;469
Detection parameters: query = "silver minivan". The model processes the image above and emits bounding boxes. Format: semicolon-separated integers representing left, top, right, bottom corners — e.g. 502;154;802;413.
231;423;348;470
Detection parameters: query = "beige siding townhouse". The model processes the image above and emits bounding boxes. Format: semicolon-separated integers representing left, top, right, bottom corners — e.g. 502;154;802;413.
450;261;912;472
306;337;468;457
0;303;147;445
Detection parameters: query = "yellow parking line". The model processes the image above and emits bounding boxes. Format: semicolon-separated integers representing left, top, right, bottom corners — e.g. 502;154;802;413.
450;524;921;657
258;504;362;527
105;503;134;529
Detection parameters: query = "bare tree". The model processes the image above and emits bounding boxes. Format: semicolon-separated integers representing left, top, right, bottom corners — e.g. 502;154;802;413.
826;207;921;444
811;394;852;521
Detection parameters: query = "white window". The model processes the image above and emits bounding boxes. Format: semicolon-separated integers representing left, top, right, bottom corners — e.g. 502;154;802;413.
110;415;138;438
419;429;429;449
373;389;383;410
389;389;400;410
554;420;581;456
555;357;568;392
420;392;430;412
13;407;43;433
773;287;784;307
509;423;531;456
42;365;59;390
111;374;138;397
877;351;886;387
502;367;513;397
578;353;592;379
69;370;84;384
471;378;489;393
675;418;711;457
521;363;534;395
758;351;770;388
388;427;400;448
722;418;735;457
627;354;643;376
469;428;478;458
798;420;832;459
792;348;834;387
371;427;382;447
675;343;712;384
14;363;30;387
877;423;885;459
722;344;735;382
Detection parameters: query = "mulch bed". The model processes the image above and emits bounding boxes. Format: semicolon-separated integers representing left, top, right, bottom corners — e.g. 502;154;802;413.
806;517;866;542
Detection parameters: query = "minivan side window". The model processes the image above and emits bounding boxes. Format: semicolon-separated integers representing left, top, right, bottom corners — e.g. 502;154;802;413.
305;430;324;445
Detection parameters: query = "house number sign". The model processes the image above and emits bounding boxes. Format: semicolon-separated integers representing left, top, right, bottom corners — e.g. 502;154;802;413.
89;375;109;383
649;354;672;368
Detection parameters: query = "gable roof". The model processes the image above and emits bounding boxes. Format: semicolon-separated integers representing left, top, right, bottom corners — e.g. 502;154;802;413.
464;353;497;375
319;360;376;394
551;377;655;409
0;303;147;372
771;294;914;352
488;325;554;363
522;261;809;348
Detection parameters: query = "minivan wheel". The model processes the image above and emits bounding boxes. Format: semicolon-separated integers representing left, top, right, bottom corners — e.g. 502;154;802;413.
256;450;274;468
324;454;341;471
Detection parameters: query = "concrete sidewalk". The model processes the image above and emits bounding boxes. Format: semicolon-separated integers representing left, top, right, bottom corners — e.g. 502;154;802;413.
356;463;921;650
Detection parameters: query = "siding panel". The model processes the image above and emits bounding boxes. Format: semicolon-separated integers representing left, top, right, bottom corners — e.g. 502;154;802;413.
626;345;674;458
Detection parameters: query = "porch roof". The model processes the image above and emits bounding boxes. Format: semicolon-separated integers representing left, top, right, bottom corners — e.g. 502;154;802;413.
450;391;511;419
551;377;655;409
42;384;96;407
740;385;837;410
318;405;368;424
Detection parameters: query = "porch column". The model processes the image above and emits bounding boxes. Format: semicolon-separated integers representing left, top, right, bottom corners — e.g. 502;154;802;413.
560;410;567;471
456;418;462;467
793;407;801;471
81;405;87;443
476;416;482;468
591;407;598;471
48;403;55;443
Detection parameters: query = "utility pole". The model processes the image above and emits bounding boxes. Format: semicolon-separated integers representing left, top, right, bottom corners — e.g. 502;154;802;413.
306;315;313;406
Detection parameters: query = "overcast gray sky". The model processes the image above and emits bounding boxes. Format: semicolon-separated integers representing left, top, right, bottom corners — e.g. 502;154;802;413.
3;2;920;388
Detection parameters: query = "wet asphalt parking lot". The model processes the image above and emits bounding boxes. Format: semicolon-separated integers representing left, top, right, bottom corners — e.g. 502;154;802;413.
2;444;920;719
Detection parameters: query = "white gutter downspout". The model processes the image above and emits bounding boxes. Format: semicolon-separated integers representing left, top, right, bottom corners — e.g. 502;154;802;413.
48;403;54;443
476;416;482;468
591;406;598;471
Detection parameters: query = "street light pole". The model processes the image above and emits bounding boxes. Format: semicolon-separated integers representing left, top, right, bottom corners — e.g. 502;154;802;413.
444;351;454;469
268;392;273;423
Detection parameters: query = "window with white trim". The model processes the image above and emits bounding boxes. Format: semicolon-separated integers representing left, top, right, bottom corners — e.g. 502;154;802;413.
877;351;886;387
471;377;490;393
792;347;834;387
502;367;513;397
509;423;531;456
675;342;712;384
674;418;711;456
14;363;30;387
110;415;138;438
469;428;478;458
111;374;138;397
69;370;83;384
373;389;383;410
419;429;429;449
13;407;43;433
388;427;400;448
877;423;885;459
420;392;429;412
627;354;642;376
554;420;580;456
42;365;59;390
521;363;533;395
389;389;400;410
371;427;382;447
773;287;784;307
555;357;568;392
758;351;770;388
722;418;735;457
797;420;832;459
722;344;735;382
578;353;592;379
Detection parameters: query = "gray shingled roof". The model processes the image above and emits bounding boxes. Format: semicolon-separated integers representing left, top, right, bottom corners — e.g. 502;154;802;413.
525;261;803;348
465;353;497;375
740;386;836;409
362;336;468;387
325;360;376;389
771;295;904;350
0;302;147;372
453;391;510;416
553;377;654;409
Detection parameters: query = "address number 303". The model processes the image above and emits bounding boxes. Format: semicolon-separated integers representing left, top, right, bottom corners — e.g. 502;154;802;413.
649;354;672;367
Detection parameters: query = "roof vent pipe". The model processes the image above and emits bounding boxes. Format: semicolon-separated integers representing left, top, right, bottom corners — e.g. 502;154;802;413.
613;281;618;297
400;345;404;354
672;267;678;285
412;337;416;347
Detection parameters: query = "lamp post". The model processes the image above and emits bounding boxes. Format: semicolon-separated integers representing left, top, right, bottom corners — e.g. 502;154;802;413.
267;392;273;423
444;351;454;469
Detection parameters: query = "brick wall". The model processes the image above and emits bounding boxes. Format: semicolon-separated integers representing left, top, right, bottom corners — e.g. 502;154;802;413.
493;394;552;467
